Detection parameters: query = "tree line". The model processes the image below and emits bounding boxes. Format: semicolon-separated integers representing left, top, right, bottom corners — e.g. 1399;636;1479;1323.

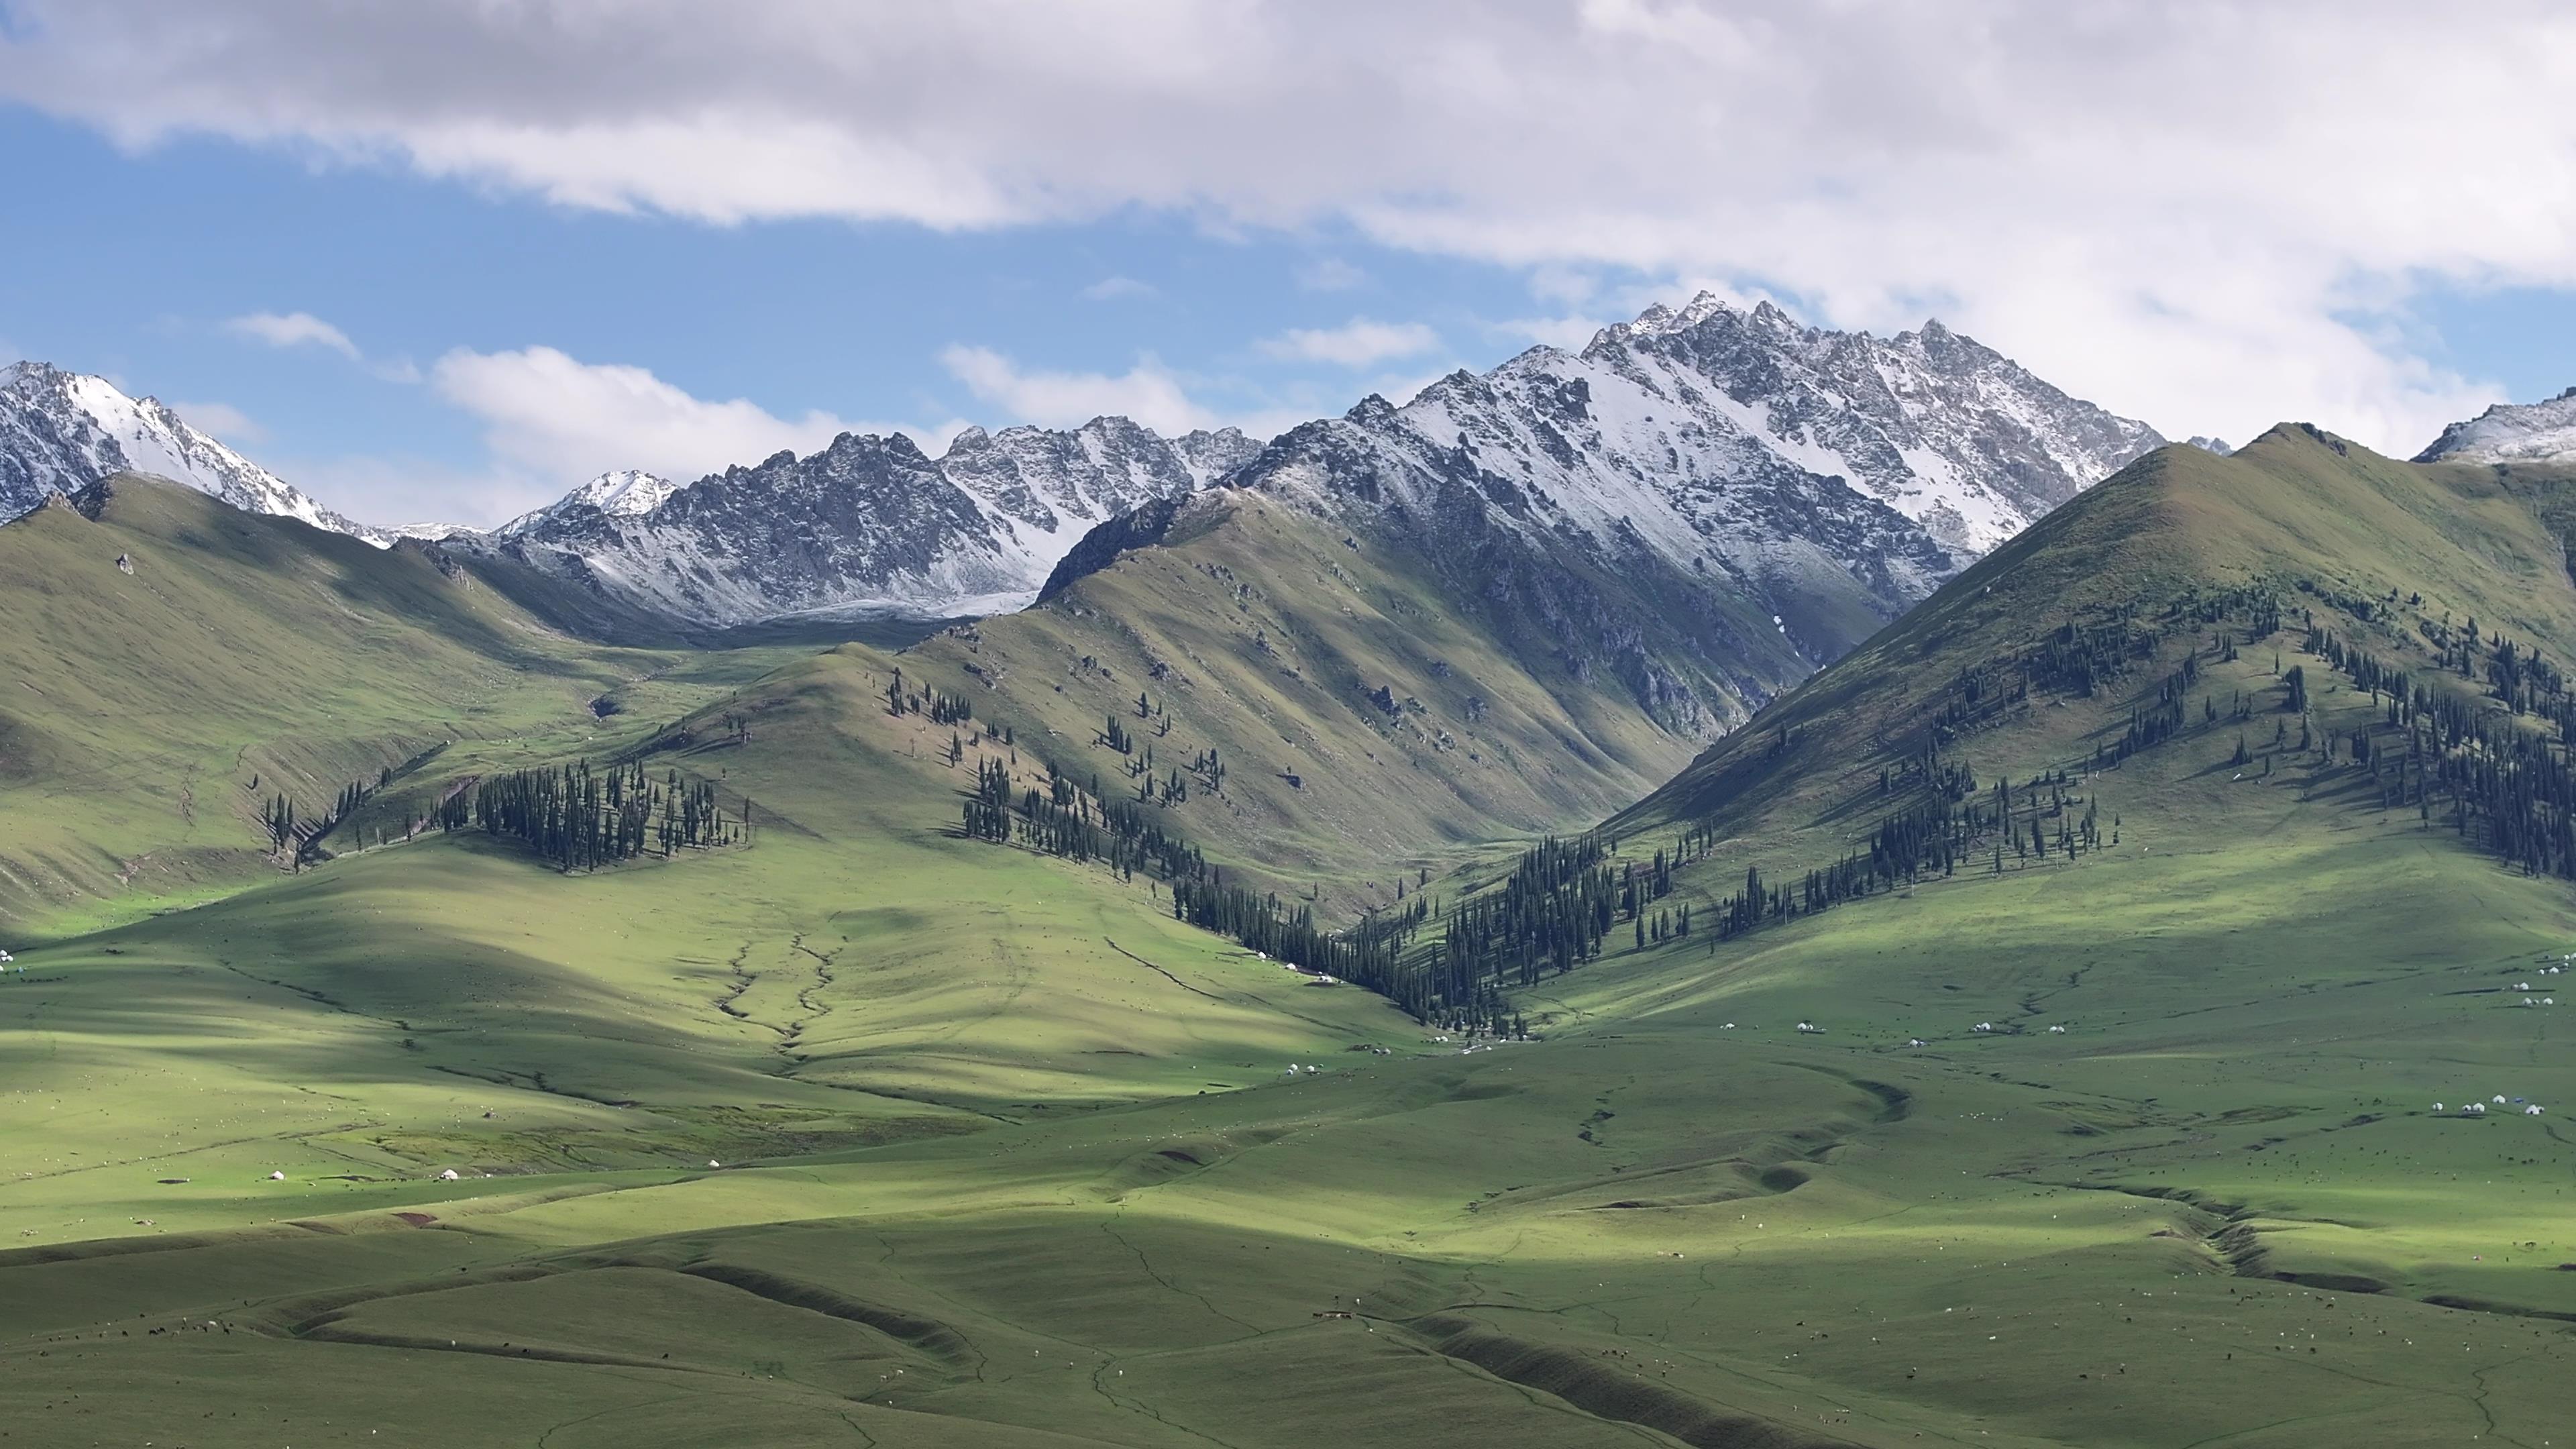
445;759;745;871
961;755;1207;881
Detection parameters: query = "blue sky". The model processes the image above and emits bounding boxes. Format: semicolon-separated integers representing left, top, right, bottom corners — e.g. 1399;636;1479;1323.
3;2;2571;527
0;107;1599;523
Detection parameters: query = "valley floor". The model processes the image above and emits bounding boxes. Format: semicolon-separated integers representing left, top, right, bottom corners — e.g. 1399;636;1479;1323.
6;806;2575;1448
9;444;2576;1446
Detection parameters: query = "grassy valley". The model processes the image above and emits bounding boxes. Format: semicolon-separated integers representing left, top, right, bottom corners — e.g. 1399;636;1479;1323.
5;440;2576;1446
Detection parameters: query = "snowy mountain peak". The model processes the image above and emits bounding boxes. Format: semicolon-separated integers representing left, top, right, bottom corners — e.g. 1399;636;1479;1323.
494;469;678;537
0;360;371;539
1619;291;1746;342
576;469;678;517
7;294;2161;633
2415;388;2576;466
1558;297;2165;555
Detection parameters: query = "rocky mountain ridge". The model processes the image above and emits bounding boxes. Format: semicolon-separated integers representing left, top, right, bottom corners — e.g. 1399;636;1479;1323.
470;294;2166;629
0;361;369;537
460;416;1263;623
7;297;2169;630
2416;386;2576;466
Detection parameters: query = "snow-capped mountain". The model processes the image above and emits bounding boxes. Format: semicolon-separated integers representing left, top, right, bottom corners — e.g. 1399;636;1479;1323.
472;296;2153;629
7;294;2157;639
464;417;1263;624
378;521;481;542
2415;387;2576;466
498;469;678;534
1226;294;2159;619
0;361;370;536
1597;295;2157;555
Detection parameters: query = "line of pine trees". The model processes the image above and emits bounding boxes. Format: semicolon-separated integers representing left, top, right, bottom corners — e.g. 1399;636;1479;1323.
1695;757;2104;947
883;666;975;725
2311;621;2576;879
960;751;1468;1017
1169;878;1430;1003
961;756;1206;881
457;759;744;871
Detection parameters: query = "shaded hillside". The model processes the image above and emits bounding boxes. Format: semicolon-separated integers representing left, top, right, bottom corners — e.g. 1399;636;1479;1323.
11;440;2576;1449
0;475;806;925
890;487;1801;892
1616;425;2576;858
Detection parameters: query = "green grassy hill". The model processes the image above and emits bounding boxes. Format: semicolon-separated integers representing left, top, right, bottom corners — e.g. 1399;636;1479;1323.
1619;423;2576;845
7;443;2576;1447
888;486;1813;898
0;476;816;928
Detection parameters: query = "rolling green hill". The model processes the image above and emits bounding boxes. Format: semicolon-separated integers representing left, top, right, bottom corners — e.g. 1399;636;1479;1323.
891;488;1735;896
0;476;829;928
7;441;2576;1448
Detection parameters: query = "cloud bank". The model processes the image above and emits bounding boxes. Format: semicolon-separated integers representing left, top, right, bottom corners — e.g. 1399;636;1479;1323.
427;345;967;509
11;1;2574;449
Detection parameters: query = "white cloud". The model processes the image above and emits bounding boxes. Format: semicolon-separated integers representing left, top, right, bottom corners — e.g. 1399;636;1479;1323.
423;345;959;521
1295;257;1366;292
225;310;360;358
1081;275;1157;301
1260;317;1440;368
1525;266;1597;309
940;345;1213;435
168;399;264;443
273;453;529;533
223;309;421;380
938;344;1312;440
1487;315;1605;351
9;2;2573;447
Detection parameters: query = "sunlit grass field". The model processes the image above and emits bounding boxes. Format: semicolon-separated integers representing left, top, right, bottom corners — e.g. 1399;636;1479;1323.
8;440;2576;1446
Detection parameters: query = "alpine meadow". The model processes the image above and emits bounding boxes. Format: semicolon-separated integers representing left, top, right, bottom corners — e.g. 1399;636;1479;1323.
5;9;2576;1446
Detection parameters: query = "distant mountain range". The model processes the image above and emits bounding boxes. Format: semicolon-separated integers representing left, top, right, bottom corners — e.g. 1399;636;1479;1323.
463;417;1260;623
454;296;2172;627
58;299;2571;634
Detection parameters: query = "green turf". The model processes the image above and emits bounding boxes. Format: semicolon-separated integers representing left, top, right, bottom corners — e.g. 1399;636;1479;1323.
7;444;2576;1446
